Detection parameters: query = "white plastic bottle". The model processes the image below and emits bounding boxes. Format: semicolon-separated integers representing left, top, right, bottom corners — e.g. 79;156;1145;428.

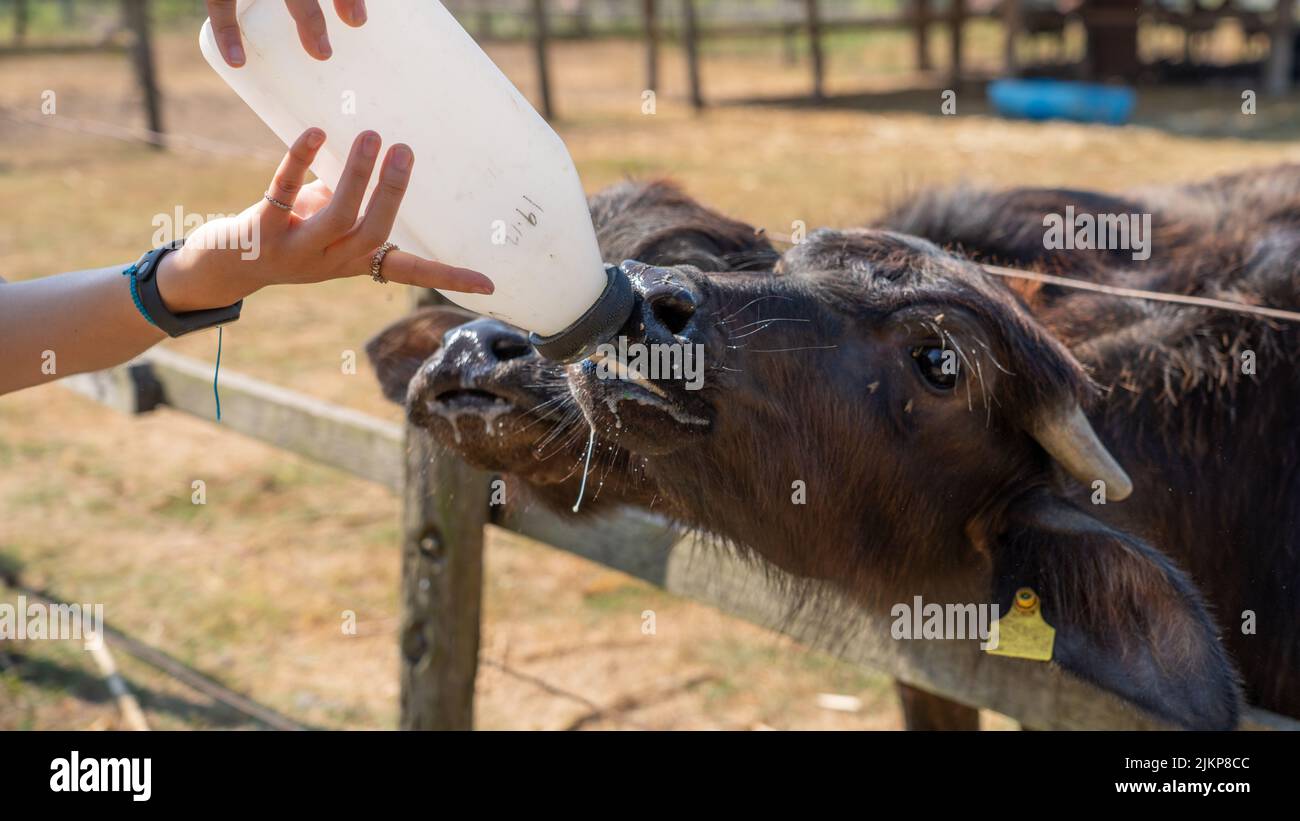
200;1;629;358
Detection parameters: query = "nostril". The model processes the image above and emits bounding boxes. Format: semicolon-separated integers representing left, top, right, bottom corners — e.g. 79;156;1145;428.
490;334;532;362
648;291;697;336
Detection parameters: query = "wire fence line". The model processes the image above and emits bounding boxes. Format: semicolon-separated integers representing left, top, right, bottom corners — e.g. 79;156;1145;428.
0;104;284;162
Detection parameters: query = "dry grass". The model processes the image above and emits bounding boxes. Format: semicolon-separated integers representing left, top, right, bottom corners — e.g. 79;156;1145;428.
2;23;1297;730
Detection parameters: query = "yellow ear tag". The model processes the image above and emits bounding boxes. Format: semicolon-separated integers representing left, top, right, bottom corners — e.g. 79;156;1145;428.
985;587;1055;662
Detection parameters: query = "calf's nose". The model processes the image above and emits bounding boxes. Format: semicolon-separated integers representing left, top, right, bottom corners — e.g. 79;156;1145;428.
442;318;533;365
631;275;700;347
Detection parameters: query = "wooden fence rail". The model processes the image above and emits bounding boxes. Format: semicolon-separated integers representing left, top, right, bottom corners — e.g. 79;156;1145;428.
62;350;1300;732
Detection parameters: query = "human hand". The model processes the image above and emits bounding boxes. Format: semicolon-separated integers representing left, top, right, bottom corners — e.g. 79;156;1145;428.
206;0;367;67
156;127;493;312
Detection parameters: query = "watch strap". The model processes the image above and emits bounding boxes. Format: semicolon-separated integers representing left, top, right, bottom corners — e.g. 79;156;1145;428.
133;239;243;338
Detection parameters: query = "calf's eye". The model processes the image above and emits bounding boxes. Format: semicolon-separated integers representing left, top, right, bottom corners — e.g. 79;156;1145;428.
911;345;958;390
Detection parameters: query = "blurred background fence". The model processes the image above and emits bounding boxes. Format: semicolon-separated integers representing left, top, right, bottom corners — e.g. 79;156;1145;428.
2;0;1297;131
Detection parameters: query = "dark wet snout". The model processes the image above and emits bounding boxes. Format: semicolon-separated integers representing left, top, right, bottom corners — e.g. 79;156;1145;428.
413;317;538;412
621;261;702;347
440;317;533;368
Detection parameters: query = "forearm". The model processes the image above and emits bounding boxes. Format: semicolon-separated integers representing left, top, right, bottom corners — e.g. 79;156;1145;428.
1;127;489;398
0;265;166;395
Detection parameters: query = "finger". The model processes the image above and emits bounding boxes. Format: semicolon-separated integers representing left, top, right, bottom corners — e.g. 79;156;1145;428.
377;251;495;295
284;0;332;59
267;128;326;211
329;142;411;259
311;131;380;235
206;0;246;66
334;0;366;27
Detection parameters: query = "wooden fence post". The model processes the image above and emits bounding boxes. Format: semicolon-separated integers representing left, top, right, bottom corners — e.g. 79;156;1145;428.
531;0;555;120
121;0;164;149
11;0;28;46
399;287;489;731
1083;0;1140;80
682;0;704;110
643;0;659;92
398;423;491;730
1002;0;1021;76
1267;0;1296;94
803;0;825;100
13;0;28;45
573;0;591;37
913;0;932;72
948;0;966;87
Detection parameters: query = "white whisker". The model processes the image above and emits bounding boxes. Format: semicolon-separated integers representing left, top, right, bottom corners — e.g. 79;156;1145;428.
748;345;838;353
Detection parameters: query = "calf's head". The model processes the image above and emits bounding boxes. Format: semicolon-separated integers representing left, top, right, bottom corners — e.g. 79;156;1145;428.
366;180;773;513
588;179;779;272
565;229;1239;729
368;307;655;512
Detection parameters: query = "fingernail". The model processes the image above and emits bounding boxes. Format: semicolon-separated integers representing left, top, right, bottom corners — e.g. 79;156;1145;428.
471;274;494;294
354;1;367;24
362;133;380;158
307;129;325;149
391;145;413;171
318;35;332;58
229;42;245;65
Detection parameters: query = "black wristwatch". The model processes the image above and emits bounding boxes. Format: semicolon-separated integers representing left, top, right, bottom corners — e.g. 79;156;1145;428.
127;239;243;338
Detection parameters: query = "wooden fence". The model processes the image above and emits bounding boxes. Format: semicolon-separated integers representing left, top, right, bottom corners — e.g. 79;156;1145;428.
63;345;1299;731
0;0;165;146
11;0;1296;136
444;0;999;118
446;0;1300;117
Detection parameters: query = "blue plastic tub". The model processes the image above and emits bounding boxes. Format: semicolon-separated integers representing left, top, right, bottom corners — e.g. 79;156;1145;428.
987;79;1137;125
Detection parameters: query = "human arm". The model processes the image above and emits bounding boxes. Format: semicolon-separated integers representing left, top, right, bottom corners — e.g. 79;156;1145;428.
0;127;491;396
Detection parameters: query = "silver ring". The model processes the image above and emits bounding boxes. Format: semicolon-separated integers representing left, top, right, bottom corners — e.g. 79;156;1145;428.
371;242;398;284
263;192;293;211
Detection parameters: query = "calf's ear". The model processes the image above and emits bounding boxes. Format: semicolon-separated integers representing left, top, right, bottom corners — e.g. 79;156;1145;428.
991;492;1240;730
365;307;474;404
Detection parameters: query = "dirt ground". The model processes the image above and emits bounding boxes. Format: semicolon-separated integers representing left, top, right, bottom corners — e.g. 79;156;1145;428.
2;18;1298;730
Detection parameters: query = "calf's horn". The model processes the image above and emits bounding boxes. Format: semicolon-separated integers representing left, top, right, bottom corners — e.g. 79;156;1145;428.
1030;404;1133;501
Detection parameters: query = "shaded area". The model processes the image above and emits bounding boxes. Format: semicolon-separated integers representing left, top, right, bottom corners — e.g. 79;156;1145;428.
0;649;254;729
2;560;312;731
